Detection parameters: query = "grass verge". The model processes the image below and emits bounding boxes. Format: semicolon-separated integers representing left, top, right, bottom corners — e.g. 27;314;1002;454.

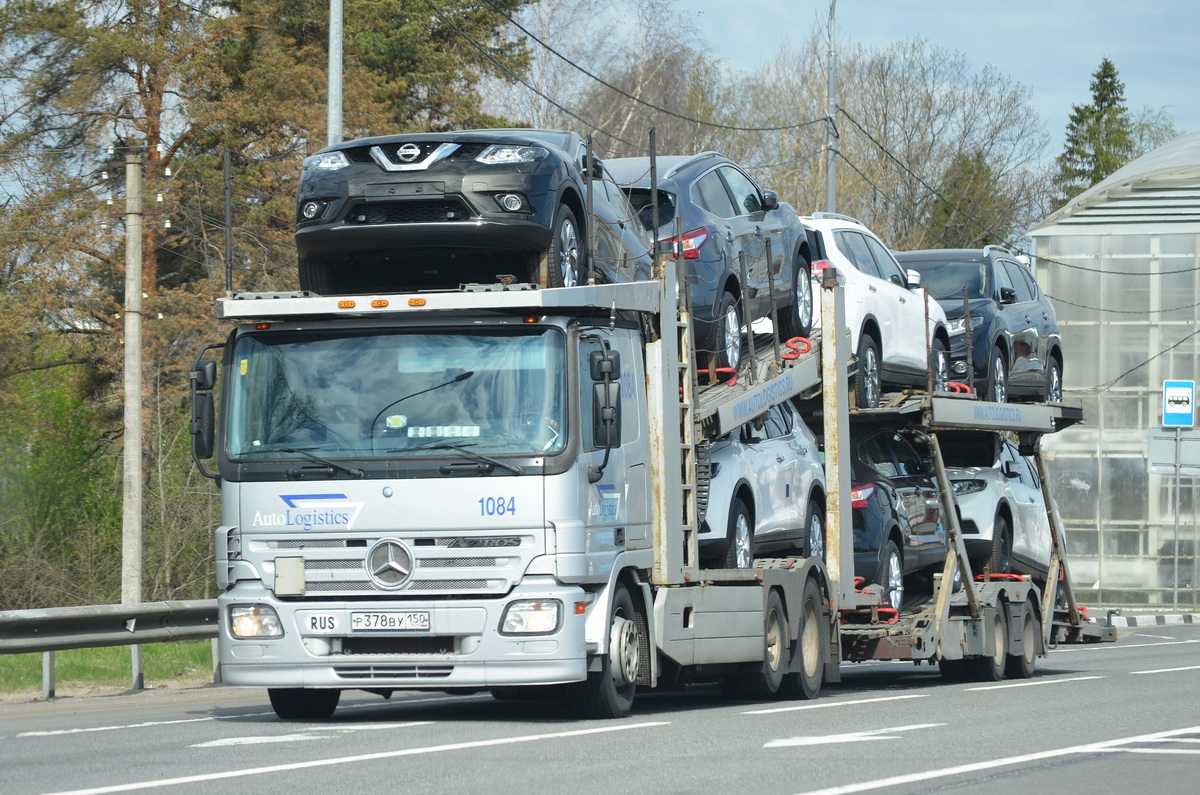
0;640;214;696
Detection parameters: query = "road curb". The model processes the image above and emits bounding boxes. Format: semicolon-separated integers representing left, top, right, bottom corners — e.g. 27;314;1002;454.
1099;613;1198;627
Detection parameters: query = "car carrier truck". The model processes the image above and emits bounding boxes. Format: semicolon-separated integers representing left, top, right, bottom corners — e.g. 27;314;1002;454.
190;259;1111;720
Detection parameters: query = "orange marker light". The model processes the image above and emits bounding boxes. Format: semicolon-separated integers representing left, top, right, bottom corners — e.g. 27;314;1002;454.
408;298;427;307
337;300;356;309
370;299;389;308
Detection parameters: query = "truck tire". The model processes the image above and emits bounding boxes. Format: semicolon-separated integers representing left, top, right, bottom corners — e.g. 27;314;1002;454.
571;583;639;718
1005;604;1040;679
780;577;826;700
546;204;582;288
268;688;340;720
723;589;789;699
969;607;1008;682
723;497;754;569
778;254;813;340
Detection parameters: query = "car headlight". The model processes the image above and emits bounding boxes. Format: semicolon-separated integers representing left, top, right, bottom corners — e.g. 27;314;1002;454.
500;599;562;635
947;316;984;336
229;605;283;638
951;479;987;495
303;151;351;171
476;145;549;165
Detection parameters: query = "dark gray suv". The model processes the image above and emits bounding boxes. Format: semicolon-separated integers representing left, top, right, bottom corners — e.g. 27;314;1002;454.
607;154;814;372
896;247;1063;403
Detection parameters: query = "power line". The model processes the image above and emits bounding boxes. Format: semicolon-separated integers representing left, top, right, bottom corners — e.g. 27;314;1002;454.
482;0;830;135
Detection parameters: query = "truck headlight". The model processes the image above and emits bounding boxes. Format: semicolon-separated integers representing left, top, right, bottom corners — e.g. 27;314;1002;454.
230;605;283;638
500;599;562;635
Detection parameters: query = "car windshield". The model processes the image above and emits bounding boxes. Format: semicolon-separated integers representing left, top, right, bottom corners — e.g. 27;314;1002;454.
225;328;567;460
911;261;989;300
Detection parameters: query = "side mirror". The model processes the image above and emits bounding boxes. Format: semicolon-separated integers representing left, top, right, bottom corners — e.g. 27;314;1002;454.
999;287;1017;304
1001;460;1022;479
593;382;622;448
193;359;216;391
761;189;779;211
906;269;922;289
589;349;621;381
191;391;215;460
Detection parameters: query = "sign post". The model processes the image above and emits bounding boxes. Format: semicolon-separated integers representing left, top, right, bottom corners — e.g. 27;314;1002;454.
1161;380;1195;610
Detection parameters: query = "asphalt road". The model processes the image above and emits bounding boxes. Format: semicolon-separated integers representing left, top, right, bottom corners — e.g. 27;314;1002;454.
1;623;1197;795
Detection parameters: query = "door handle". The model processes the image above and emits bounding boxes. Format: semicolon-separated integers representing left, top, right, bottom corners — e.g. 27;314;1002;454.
899;296;906;304
869;285;877;293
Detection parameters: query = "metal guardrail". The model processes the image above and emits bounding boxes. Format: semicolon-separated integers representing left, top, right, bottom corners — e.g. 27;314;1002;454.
0;600;219;654
0;600;219;699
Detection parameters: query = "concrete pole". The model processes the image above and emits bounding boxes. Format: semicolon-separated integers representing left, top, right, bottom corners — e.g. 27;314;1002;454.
824;0;838;214
328;0;344;145
122;153;145;691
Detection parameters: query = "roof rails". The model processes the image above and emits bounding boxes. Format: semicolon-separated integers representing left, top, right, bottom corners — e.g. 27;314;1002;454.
808;211;864;226
662;151;723;180
982;244;1016;257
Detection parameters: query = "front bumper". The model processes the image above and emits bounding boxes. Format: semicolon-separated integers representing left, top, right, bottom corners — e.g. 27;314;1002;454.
218;579;589;689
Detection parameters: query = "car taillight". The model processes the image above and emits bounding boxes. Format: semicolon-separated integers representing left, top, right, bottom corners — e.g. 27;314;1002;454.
811;259;844;285
664;227;709;260
850;483;875;509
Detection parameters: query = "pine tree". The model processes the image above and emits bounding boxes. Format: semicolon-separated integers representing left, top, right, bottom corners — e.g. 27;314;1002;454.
1051;58;1136;209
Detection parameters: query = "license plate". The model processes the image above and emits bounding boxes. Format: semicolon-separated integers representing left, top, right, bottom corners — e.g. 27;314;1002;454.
350;611;430;631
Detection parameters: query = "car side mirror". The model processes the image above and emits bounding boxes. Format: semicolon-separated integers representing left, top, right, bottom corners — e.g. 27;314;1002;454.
906;269;922;289
761;189;779;211
1001;460;1021;479
999;287;1017;304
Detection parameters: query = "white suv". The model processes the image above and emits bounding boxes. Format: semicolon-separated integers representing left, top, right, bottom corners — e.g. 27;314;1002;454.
802;213;950;407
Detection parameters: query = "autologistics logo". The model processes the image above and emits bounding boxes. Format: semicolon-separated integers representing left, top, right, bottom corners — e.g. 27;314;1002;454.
251;493;364;531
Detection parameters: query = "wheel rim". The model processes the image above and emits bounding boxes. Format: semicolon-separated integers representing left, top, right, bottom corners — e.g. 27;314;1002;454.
722;301;741;370
733;511;752;568
808;511;824;559
557;217;580;287
1047;362;1062;403
861;344;880;407
795;266;813;330
933;346;949;392
990;612;1006;668
611;613;639;687
884;548;903;609
992;352;1007;403
997;531;1012;573
765;608;784;672
1022;612;1037;667
801;596;821;678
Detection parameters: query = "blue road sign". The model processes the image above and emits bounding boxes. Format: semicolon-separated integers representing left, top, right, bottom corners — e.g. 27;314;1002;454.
1163;380;1196;427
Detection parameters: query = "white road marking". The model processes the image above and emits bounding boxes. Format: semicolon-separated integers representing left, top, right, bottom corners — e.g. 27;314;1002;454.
745;693;928;715
1051;638;1200;653
966;675;1104;691
794;725;1200;795
19;717;219;737
1137;634;1177;640
1131;664;1200;675
46;721;669;794
1093;747;1200;755
765;723;944;747
189;721;433;748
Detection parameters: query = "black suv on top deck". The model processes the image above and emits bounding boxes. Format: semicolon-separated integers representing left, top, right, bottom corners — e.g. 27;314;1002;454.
605;154;814;372
895;247;1063;403
295;129;652;295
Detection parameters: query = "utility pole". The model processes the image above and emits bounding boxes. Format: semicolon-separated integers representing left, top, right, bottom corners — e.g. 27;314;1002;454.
824;0;838;213
328;0;343;145
121;153;145;691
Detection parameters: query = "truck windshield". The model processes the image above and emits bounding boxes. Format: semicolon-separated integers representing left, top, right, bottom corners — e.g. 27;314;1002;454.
226;328;566;460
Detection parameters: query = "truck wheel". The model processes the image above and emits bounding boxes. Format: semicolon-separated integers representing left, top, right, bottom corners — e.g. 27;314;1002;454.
780;577;826;700
724;589;789;699
854;333;880;408
546;204;582;288
268;688;340;720
778;254;813;340
723;498;754;568
969;607;1008;682
1005;605;1040;679
988;514;1012;575
572;583;639;718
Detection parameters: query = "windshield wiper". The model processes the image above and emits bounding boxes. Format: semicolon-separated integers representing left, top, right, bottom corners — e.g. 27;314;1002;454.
405;441;523;475
281;447;365;478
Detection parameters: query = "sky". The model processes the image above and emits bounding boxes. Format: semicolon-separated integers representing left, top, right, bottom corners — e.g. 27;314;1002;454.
685;0;1200;153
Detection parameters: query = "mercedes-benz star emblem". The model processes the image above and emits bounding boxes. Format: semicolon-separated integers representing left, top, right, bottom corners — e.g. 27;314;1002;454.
365;538;415;590
396;143;421;162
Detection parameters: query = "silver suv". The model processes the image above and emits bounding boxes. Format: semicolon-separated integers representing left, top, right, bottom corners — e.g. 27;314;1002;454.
802;213;950;407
